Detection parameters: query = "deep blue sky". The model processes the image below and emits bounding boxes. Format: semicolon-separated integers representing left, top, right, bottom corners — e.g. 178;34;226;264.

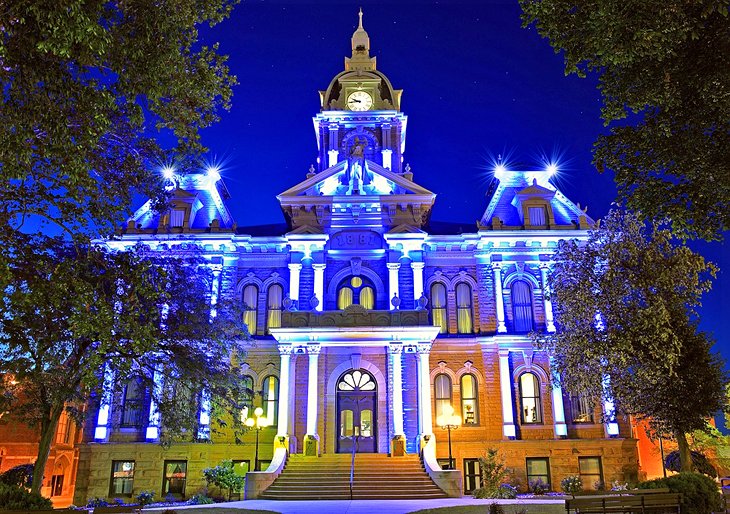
193;1;728;363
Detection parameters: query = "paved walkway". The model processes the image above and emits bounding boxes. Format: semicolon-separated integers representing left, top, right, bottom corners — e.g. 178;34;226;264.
152;498;566;514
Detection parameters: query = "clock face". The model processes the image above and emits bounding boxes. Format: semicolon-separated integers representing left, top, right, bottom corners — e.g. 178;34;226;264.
347;91;373;111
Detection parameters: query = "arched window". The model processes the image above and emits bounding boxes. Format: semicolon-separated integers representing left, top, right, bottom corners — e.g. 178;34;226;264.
337;276;375;310
455;283;474;334
460;374;478;425
266;284;283;333
569;394;594;424
242;285;258;335
261;375;279;426
240;375;254;422
430;283;448;334
512;280;534;333
519;372;542;424
434;373;452;419
120;378;144;427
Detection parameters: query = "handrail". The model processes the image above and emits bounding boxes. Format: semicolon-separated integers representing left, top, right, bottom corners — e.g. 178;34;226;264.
349;437;356;500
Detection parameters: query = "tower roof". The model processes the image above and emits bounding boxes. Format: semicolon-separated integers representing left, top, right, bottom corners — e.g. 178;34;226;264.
345;9;376;72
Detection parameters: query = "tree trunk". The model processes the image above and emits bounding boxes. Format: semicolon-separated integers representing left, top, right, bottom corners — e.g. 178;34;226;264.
30;407;62;495
675;430;694;473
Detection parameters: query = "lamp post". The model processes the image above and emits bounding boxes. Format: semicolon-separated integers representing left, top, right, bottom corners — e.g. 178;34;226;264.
436;404;461;470
244;407;269;471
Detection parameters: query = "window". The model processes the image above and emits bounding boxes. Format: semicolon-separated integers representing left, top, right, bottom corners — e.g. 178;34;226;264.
460;374;478;425
579;457;603;490
455;283;473;334
170;209;185;228
120;379;144;428
240;375;254;422
528;206;547;226
163;460;187;498
519;373;542;424
434;374;452;419
569;394;594;423
337;276;375;310
51;474;63;497
526;457;550;488
266;284;283;333
110;461;135;497
242;285;258;335
463;458;481;493
511;280;534;333
262;375;279;427
55;413;72;444
430;283;448;334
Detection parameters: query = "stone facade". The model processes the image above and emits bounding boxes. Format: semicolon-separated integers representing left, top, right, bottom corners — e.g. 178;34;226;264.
68;12;647;504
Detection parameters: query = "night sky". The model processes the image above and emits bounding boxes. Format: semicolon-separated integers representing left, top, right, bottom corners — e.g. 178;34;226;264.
189;1;728;364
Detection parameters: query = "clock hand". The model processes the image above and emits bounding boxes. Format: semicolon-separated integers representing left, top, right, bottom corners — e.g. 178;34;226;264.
349;98;361;103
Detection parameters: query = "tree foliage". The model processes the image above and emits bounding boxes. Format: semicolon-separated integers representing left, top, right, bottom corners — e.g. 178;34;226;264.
202;459;245;500
520;1;730;240
0;235;250;493
538;210;727;470
0;0;238;239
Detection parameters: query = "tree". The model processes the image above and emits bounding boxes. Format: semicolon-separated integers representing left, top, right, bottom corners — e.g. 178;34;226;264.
0;235;250;494
202;459;245;500
538;210;727;471
520;1;730;241
0;0;238;241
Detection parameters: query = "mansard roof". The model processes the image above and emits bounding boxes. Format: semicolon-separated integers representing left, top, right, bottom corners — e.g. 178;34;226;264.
123;172;235;235
479;169;594;231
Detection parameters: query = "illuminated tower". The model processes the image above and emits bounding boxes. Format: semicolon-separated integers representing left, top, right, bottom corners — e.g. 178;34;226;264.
314;9;407;174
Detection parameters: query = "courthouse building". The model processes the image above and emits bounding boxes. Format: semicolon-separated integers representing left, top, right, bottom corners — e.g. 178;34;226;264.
66;12;642;503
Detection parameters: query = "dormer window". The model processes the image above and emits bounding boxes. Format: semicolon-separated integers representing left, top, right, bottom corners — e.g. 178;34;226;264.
511;179;556;229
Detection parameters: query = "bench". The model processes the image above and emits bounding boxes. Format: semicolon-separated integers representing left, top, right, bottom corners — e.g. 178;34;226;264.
565;492;681;514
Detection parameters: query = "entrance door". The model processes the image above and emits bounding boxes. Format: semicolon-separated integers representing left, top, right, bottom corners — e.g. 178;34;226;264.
337;370;377;453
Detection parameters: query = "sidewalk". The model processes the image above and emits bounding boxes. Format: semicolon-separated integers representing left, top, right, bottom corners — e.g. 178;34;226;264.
154;497;566;514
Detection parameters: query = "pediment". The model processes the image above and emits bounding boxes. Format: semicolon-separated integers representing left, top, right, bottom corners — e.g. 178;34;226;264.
515;179;555;199
286;224;324;235
278;159;434;201
387;224;427;235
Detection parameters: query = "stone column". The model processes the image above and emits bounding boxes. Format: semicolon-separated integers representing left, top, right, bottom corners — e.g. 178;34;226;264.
94;364;114;441
197;389;211;440
411;261;425;305
389;344;406;455
387;262;401;310
416;343;434;436
381;149;393;170
498;350;516;439
328;149;339;167
602;375;620;437
145;367;164;441
209;268;221;319
492;263;507;333
288;262;302;304
540;264;556;333
312;263;326;312
305;345;321;455
549;358;567;438
277;345;293;438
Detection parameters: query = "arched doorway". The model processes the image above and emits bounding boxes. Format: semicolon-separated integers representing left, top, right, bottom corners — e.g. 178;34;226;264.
336;369;377;453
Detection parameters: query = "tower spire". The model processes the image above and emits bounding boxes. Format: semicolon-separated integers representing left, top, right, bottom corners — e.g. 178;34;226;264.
351;8;370;58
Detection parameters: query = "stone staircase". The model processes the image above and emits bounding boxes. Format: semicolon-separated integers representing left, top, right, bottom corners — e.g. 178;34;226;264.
259;453;449;500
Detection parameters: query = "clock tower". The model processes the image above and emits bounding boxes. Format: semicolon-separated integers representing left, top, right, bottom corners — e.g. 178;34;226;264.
314;10;407;174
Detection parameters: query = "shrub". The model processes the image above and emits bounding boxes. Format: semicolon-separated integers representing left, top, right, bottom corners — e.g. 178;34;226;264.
189;493;214;505
202;459;245;500
665;450;717;478
165;492;177;503
638;472;723;514
0;464;34;488
610;480;628;491
0;482;52;510
497;483;517;499
86;497;109;508
135;490;155;506
561;475;582;494
472;448;511;498
488;503;505;514
528;478;550;494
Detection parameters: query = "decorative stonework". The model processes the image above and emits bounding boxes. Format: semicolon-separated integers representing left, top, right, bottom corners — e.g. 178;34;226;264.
282;308;429;328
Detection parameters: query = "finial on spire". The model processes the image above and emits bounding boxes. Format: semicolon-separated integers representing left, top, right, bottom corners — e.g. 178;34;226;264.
358;8;364;29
